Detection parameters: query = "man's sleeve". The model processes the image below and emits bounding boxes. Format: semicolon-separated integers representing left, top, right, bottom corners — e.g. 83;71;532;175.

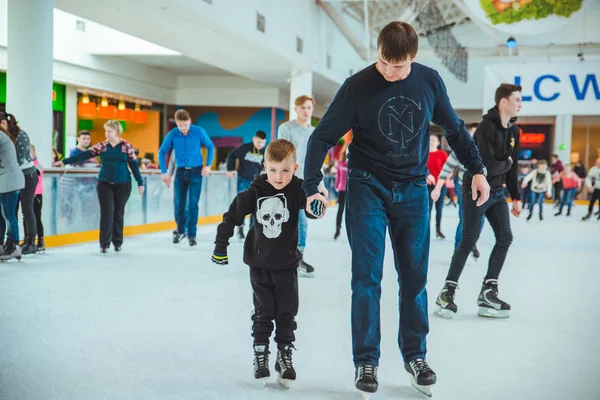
438;152;461;181
505;129;521;200
431;73;484;176
278;123;291;141
302;79;357;197
200;127;215;167
158;131;174;174
227;145;243;171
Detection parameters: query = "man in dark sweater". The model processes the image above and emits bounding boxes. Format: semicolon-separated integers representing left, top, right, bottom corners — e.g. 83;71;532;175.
212;139;311;388
226;130;267;239
435;83;523;321
302;22;489;398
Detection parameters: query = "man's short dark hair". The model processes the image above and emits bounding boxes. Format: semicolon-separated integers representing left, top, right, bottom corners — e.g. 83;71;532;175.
377;21;419;63
467;122;479;130
255;130;267;140
78;130;91;137
495;83;522;106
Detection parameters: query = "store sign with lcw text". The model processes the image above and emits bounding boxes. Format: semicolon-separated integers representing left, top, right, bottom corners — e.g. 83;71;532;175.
484;62;599;116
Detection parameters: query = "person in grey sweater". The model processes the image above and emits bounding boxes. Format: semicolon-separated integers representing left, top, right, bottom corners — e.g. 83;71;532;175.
0;124;25;260
0;112;38;255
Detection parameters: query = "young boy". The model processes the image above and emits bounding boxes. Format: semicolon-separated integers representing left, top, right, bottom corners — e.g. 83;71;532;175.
521;160;552;221
211;139;314;388
555;164;581;216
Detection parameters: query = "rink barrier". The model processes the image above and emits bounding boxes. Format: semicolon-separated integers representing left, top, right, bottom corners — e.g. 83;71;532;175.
41;169;338;249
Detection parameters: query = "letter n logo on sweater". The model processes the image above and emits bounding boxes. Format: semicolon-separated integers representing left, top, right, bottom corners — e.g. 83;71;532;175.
378;96;423;149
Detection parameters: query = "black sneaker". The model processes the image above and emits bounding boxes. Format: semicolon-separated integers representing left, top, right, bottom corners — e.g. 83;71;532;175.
355;365;378;394
405;359;436;397
434;281;458;319
275;344;296;388
253;344;270;381
172;230;186;244
477;278;510;318
189;238;197;247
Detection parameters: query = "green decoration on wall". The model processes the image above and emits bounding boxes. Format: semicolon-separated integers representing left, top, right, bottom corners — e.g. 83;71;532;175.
52;83;66;112
79;119;94;131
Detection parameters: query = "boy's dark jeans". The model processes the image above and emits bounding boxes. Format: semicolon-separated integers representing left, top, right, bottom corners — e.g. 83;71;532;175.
345;168;430;366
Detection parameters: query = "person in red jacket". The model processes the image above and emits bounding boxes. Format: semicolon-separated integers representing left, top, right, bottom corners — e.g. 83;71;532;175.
427;134;449;238
555;164;581;216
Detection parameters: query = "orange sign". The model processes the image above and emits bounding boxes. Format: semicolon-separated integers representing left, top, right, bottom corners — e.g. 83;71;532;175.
520;132;545;144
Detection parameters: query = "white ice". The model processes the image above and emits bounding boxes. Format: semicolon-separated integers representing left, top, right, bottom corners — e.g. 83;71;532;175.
1;204;598;400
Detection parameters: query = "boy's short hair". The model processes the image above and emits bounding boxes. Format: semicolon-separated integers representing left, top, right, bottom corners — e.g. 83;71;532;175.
174;109;191;121
78;130;91;137
294;95;315;107
495;83;522;106
255;130;267;140
377;21;419;63
538;160;548;166
265;139;296;163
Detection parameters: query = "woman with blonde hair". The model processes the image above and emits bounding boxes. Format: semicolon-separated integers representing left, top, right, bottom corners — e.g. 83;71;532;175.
54;120;144;253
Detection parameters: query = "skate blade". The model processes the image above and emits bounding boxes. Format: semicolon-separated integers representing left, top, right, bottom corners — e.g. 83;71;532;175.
298;270;314;278
410;375;433;398
434;306;455;319
357;389;372;400
256;377;268;387
276;375;293;389
477;307;509;319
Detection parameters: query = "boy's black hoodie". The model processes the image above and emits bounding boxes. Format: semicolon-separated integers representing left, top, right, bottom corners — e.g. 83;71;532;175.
214;175;310;269
464;106;521;201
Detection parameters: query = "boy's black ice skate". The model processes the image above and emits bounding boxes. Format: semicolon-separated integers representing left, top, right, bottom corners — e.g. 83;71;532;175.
0;242;21;261
275;344;296;388
471;245;480;260
172;230;186;244
434;280;458;319
237;226;245;240
355;364;378;398
37;237;46;252
477;279;510;318
298;255;315;278
253;344;270;382
405;359;436;397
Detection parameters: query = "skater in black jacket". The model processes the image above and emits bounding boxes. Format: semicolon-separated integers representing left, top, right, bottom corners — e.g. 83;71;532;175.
211;139;317;388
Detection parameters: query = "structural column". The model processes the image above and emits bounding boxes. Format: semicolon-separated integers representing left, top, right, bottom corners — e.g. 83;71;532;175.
64;85;78;156
554;114;573;164
6;0;54;167
288;68;313;121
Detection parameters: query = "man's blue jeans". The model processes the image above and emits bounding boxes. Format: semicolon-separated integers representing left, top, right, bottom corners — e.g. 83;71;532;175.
238;177;254;228
346;168;430;366
0;191;20;244
174;168;203;239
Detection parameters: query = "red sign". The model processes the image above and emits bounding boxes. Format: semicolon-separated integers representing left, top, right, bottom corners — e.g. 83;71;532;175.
520;132;546;144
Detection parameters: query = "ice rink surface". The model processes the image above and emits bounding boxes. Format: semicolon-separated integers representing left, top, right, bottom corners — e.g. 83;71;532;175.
1;204;598;400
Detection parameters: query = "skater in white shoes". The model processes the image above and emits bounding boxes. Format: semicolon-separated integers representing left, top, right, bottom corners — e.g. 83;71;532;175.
436;83;523;320
211;140;318;388
302;21;489;398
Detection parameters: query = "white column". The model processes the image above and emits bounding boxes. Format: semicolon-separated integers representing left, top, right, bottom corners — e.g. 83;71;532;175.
288;68;313;121
554;114;573;163
6;0;54;168
65;85;79;156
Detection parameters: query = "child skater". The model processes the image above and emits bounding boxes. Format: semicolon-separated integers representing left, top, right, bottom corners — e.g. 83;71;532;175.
211;139;319;388
334;147;348;239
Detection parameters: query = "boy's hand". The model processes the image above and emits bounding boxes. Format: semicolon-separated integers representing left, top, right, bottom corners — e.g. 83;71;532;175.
211;252;228;266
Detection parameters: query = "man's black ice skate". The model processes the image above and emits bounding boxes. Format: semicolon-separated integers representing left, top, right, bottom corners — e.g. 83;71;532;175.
275;344;296;388
472;245;480;260
434;280;458;319
37;237;46;252
21;236;37;255
405;359;436;397
172;230;186;244
554;210;562;216
189;238;197;247
477;279;510;318
237;226;245;240
539;213;543;221
582;212;592;221
526;212;533;221
0;242;21;261
334;226;341;240
114;245;122;253
253;344;270;383
436;229;445;239
298;254;314;278
100;246;109;254
355;364;378;398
